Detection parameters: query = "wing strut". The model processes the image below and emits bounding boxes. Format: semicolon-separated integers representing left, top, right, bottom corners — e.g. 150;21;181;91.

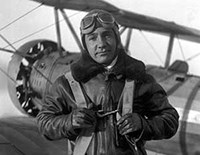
125;28;132;53
54;8;63;57
119;27;127;35
60;9;84;52
165;33;174;68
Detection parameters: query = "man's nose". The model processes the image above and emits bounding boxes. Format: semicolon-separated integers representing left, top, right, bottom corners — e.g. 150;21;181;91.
97;36;106;48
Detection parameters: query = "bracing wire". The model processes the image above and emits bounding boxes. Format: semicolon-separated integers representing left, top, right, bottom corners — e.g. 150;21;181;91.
186;52;200;61
139;30;164;65
0;67;17;84
0;7;84;86
0;4;43;32
0;34;17;51
3;22;57;49
0;35;53;85
3;11;83;49
0;34;32;57
176;35;200;62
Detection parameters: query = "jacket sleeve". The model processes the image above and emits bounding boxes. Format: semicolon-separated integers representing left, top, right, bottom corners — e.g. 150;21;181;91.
135;74;179;141
36;75;79;141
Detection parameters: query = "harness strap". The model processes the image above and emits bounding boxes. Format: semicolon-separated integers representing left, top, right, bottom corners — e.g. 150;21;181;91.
65;72;93;155
117;79;135;119
65;72;86;108
122;79;134;115
65;72;135;155
117;80;138;154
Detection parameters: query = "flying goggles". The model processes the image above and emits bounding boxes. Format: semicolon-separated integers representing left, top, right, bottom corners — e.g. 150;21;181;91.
80;12;118;34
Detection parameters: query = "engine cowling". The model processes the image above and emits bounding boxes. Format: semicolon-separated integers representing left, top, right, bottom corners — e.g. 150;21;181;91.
7;40;80;117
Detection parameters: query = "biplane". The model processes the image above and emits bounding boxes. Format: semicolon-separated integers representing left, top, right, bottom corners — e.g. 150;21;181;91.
0;0;200;155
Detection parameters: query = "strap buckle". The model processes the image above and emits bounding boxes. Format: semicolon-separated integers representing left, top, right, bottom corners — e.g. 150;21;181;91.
97;109;118;118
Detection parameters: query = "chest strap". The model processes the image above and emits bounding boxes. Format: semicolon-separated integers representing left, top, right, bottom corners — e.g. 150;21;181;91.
65;72;135;155
65;72;87;108
117;80;138;154
65;72;93;155
117;79;135;118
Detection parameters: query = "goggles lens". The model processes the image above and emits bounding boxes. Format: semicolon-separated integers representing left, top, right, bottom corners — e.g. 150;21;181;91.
98;12;115;24
81;12;115;32
81;16;94;30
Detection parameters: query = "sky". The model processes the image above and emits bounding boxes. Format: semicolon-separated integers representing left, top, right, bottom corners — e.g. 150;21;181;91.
0;0;200;117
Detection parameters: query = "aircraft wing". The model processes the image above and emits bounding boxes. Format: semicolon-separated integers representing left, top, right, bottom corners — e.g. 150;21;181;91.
0;116;165;155
32;0;200;43
0;116;68;155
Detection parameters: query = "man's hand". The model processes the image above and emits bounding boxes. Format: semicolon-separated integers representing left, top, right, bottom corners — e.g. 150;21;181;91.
71;108;97;129
117;113;142;136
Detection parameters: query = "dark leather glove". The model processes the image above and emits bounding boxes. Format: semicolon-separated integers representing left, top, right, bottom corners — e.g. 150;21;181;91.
71;108;97;129
117;113;142;136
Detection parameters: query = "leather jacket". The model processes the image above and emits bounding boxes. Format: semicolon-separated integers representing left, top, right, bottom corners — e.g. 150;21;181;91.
37;49;179;155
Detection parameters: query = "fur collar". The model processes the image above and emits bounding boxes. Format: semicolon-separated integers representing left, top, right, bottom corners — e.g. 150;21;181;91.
70;49;146;83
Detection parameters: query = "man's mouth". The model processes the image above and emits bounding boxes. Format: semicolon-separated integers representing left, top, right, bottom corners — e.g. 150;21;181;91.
96;50;109;56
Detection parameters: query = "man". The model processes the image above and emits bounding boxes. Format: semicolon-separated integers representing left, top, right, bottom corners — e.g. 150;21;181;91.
37;9;179;155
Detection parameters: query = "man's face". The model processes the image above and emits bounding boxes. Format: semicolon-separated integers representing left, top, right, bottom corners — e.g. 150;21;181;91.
85;27;117;66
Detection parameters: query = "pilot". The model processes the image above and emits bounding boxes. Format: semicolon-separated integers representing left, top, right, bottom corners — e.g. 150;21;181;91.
37;9;179;155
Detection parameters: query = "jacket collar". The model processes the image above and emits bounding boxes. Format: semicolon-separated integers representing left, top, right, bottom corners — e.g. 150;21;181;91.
70;49;145;83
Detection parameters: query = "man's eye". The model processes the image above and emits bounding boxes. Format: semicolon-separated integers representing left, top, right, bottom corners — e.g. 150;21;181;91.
104;32;113;39
105;35;111;39
88;35;97;40
88;36;96;41
105;34;112;40
90;37;95;40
